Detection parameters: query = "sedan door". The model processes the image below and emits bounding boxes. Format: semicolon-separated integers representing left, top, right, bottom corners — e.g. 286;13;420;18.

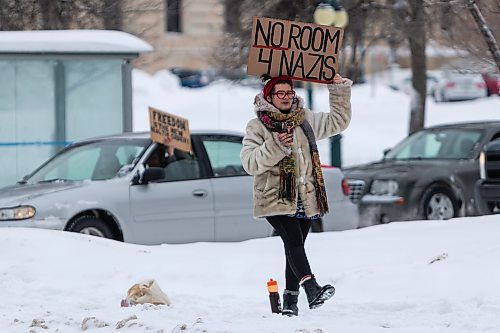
197;134;273;242
129;146;214;244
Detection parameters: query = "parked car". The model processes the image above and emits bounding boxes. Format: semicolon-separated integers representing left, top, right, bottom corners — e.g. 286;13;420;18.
170;68;212;88
0;130;359;244
432;71;487;102
344;122;500;227
482;72;500;96
399;73;439;95
475;139;500;214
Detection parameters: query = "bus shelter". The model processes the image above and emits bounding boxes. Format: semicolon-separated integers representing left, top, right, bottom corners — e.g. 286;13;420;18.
0;30;152;187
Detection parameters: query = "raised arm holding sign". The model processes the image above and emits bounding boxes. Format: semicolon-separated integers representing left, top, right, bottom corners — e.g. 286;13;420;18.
148;107;191;153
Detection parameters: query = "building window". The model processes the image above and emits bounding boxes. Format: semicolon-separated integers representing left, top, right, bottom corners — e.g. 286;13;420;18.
167;0;182;32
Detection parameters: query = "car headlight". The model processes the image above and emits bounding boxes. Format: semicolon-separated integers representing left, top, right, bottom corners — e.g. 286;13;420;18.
479;151;486;179
0;206;36;221
370;180;399;195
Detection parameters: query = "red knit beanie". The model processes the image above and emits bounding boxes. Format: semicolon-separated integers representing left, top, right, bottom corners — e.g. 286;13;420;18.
263;76;294;99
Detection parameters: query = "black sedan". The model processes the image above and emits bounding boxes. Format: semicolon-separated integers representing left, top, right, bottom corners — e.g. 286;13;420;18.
344;121;500;227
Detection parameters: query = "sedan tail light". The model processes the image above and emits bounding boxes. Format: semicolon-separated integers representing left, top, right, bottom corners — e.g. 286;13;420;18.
341;178;350;196
445;82;456;88
476;82;486;89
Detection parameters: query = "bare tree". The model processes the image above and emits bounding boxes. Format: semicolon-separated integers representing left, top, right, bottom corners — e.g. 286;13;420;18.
467;0;500;70
37;0;60;29
0;0;39;30
224;0;243;33
406;0;427;134
342;0;370;83
430;0;499;70
402;0;500;133
365;0;499;133
102;0;123;30
0;0;124;31
362;0;428;133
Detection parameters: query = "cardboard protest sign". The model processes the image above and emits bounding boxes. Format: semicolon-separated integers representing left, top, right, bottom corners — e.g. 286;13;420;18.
148;107;191;153
247;17;344;84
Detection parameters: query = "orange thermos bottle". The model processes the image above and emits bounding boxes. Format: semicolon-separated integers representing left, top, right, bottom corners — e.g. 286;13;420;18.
267;279;282;314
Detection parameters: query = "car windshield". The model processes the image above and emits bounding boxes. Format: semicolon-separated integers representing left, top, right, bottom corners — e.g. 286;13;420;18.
385;128;482;160
25;138;150;184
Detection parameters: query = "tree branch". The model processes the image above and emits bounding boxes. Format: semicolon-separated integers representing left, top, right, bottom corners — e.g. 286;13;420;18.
361;3;399;11
428;0;464;5
467;0;500;70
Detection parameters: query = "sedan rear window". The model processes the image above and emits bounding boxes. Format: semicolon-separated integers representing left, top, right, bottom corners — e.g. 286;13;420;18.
385;129;482;160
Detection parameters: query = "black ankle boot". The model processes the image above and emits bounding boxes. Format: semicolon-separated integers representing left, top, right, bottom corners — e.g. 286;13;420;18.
300;276;335;309
282;290;299;316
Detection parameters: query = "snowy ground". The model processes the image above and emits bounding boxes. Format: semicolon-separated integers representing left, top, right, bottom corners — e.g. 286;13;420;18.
1;70;500;332
1;216;499;332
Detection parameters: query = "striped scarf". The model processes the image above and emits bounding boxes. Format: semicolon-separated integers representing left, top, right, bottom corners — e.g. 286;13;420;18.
257;108;329;216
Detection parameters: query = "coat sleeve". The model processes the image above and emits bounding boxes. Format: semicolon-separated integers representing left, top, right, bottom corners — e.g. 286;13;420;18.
307;79;352;140
240;120;288;175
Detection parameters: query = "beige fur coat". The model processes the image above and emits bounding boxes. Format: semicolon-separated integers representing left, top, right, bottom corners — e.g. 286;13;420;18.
240;80;352;218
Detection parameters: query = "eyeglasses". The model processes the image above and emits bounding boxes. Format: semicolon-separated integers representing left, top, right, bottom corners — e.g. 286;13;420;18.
272;90;295;99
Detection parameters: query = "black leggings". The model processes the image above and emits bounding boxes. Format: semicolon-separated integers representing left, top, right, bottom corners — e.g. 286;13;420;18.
266;215;312;291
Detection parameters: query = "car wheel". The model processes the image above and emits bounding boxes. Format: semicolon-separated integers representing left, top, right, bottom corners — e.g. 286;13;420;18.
67;215;115;239
420;185;458;220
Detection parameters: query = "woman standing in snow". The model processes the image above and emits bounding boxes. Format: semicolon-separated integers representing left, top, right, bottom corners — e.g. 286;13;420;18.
240;74;352;316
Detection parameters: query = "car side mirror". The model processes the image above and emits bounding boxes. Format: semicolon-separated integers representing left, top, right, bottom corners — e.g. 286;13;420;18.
17;174;30;184
133;167;165;185
383;148;391;157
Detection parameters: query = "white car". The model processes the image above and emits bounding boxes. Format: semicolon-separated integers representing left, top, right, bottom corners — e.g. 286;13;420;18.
0;130;360;245
432;71;487;102
399;73;439;96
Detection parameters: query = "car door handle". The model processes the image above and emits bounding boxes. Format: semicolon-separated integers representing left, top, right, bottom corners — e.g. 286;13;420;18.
192;189;207;197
